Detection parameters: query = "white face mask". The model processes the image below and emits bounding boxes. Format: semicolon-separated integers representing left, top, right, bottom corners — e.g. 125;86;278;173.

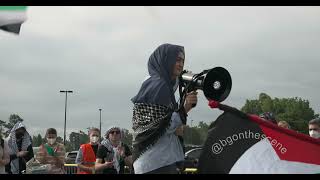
309;130;320;139
90;136;99;144
47;138;56;145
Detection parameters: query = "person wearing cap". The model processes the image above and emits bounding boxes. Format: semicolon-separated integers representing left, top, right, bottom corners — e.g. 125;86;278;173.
95;126;132;174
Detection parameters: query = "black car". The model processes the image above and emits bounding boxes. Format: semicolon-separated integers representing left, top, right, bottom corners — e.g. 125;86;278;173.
65;151;78;164
183;147;202;169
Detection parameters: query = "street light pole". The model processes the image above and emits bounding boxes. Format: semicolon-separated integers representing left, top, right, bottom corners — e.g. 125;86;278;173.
60;90;73;145
190;119;193;145
99;108;102;139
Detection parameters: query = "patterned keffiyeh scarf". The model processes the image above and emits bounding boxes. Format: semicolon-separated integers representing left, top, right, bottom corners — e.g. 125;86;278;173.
132;103;175;161
8;122;32;174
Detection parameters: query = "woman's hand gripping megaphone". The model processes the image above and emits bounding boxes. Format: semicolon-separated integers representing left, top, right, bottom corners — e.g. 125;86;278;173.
184;90;198;113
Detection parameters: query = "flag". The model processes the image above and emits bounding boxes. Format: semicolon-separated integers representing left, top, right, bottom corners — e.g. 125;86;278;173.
198;101;320;174
0;6;27;34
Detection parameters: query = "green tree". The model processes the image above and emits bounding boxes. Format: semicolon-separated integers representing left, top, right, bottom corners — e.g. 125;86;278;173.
121;128;133;149
241;93;319;134
69;131;89;151
197;121;209;144
183;125;201;145
2;114;24;137
56;136;63;144
32;134;43;147
64;140;72;152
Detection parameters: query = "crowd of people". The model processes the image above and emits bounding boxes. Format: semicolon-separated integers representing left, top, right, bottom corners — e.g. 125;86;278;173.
258;111;320;139
1;43;319;174
0;123;134;174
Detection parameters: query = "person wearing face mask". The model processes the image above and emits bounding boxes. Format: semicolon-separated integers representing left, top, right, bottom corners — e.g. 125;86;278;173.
308;118;320;139
75;128;100;174
7;122;34;174
36;128;66;174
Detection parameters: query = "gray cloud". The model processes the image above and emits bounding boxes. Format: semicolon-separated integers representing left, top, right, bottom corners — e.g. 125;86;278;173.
1;6;320;138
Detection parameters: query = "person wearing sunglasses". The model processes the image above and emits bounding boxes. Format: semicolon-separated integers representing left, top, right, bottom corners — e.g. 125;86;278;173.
95;126;132;174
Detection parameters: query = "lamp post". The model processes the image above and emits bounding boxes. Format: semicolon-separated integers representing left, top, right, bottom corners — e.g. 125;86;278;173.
99;108;102;139
60;90;73;145
190;119;194;145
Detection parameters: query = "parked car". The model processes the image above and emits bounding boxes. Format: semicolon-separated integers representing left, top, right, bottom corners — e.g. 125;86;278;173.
65;151;78;164
183;147;202;169
184;144;202;152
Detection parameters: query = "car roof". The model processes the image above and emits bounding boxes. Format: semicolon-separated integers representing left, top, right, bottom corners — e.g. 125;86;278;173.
185;147;202;154
69;151;78;153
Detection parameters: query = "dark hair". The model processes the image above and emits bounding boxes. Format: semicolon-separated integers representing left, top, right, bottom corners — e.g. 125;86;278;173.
16;127;26;132
46;128;57;136
309;118;320;126
89;128;100;135
259;112;277;124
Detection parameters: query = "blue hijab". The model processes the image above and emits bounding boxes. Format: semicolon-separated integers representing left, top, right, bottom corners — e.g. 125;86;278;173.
131;43;184;110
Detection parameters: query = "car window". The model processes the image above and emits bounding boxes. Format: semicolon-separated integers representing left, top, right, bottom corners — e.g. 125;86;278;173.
68;153;77;158
187;149;202;159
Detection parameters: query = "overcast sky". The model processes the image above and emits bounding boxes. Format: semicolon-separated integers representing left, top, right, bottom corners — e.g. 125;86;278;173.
1;6;320;139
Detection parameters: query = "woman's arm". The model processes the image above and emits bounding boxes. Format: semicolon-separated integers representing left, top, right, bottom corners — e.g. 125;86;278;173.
95;158;114;171
54;144;66;166
0;141;10;165
24;145;34;162
167;91;198;134
166;112;183;134
124;155;133;166
35;144;47;164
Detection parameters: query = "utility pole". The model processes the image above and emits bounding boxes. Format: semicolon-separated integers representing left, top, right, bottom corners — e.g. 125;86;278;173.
60;90;73;145
99;108;102;139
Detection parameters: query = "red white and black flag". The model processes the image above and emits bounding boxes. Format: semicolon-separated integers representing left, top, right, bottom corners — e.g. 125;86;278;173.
198;101;320;174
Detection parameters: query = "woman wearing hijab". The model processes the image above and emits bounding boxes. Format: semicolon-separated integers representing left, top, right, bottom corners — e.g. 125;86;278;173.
7;121;34;174
95;126;132;174
131;43;198;174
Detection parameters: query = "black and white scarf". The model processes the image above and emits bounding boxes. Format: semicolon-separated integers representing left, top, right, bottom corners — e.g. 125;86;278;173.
131;44;187;162
8;122;32;174
132;103;187;162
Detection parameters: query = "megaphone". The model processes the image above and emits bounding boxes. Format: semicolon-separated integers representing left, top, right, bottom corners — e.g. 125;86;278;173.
180;67;232;107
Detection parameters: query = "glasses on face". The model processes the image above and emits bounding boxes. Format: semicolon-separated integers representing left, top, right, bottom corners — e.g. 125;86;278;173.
309;128;320;131
110;131;120;135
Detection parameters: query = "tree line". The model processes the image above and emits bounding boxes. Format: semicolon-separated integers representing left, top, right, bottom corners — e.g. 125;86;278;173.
1;93;318;152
